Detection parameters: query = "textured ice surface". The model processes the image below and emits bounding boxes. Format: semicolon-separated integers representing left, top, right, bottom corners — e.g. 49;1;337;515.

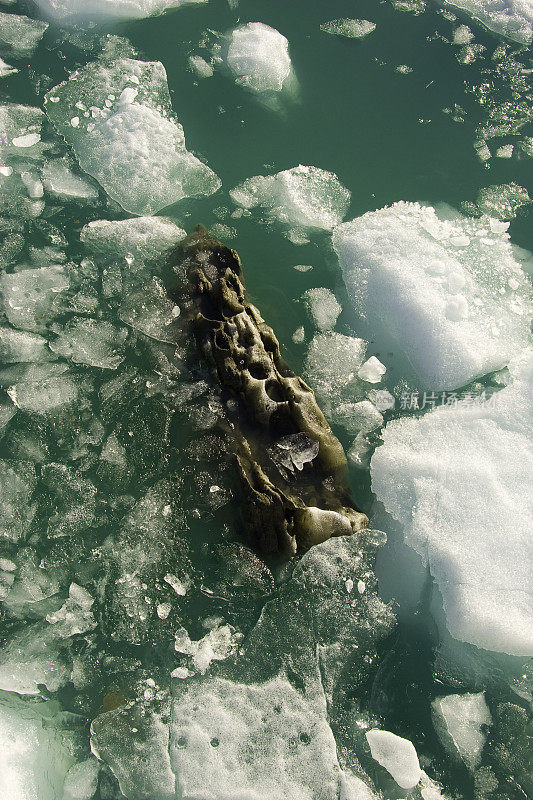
45;52;220;215
50;317;128;369
81;215;185;266
33;0;207;23
7;365;86;415
0;12;48;58
0;692;76;800
174;623;242;673
0;621;70;693
371;350;533;655
301;287;341;331
0;104;45;160
0;56;15;77
0;459;36;542
171;673;373;800
366;729;421;790
1;265;70;333
334;202;532;390
62;758;100;800
0;326;51;363
230;165;351;231
304;331;367;408
432;692;492;769
320;19;377;38
226;22;292;92
444;0;533;43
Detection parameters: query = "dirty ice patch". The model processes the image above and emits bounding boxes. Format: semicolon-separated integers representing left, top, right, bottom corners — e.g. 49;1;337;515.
334;201;532;390
230;165;351;231
226;22;292;93
371;350;533;656
45;50;220;216
32;0;207;24
444;0;533;44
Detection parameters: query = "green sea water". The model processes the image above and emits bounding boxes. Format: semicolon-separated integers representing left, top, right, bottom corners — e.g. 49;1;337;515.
0;0;532;798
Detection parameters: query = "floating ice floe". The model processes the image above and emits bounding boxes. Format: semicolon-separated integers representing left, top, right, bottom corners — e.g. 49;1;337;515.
49;317;128;369
0;56;15;77
366;728;421;790
45;48;220;216
432;692;492;770
443;0;533;44
0;326;51;363
81;215;185;268
371;350;533;656
320;18;377;38
301;287;342;331
230;165;351;231
188;54;214;78
334;201;532;390
0;692;77;800
32;0;207;23
171;673;377;800
41;158;99;201
0;265;70;333
0;104;45;160
0;459;37;543
0;12;48;58
226;22;292;93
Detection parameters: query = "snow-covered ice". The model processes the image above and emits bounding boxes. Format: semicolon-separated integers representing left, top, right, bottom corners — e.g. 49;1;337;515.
365;728;422;790
0;12;48;58
45;50;220;215
444;0;533;44
230;164;351;231
33;0;207;23
432;692;492;769
226;22;292;93
371;350;533;656
334;201;532;390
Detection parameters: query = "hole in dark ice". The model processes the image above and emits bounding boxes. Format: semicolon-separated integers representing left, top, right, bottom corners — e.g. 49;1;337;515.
210;737;220;747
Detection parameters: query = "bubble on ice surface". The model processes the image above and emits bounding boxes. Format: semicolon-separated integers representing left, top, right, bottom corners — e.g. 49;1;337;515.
444;0;533;43
0;459;37;543
365;729;421;790
0;692;77;800
50;318;128;370
62;758;101;800
81;215;185;267
174;623;242;673
45;54;220;216
320;18;377;38
357;356;386;384
0;12;48;58
301;287;341;331
334;201;533;390
42;158;99;201
371;350;533;656
0;325;52;363
171;672;375;800
226;22;292;93
432;692;492;770
0;264;70;333
119;277;180;343
230;164;350;231
34;0;207;23
91;703;175;800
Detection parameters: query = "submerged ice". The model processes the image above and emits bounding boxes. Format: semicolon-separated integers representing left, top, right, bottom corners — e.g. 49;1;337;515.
45;48;220;216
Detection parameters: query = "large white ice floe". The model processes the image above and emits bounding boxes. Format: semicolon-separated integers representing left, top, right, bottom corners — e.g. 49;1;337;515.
171;672;377;800
231;164;351;231
0;12;48;58
32;0;207;23
226;22;292;93
432;692;492;770
44;49;220;216
0;692;77;800
365;728;421;790
333;201;532;390
444;0;533;44
371;349;533;656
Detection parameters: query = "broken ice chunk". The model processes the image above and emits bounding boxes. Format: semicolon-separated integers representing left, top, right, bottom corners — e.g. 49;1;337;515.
50;318;128;369
7;366;87;415
444;0;533;44
230;164;350;231
0;459;37;542
365;729;421;790
226;22;292;93
334;201;532;390
304;331;367;409
269;432;320;474
432;692;492;770
0;12;48;59
174;623;242;673
0;620;70;693
45;582;96;638
188;55;214;78
119;277;180;343
357;356;386;384
45;55;220;216
301;287;341;331
0;326;51;363
0;56;16;77
333;400;383;434
34;0;207;23
81;215;185;268
0;264;70;333
320;19;377;38
41;159;99;201
62;758;101;800
474;182;531;220
0;104;45;160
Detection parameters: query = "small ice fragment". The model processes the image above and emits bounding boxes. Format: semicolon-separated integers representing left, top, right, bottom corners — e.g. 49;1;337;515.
70;116;80;127
0;12;48;58
62;758;100;800
292;326;305;344
366;728;421;790
188;55;214;78
358;356;386;383
495;144;513;158
320;18;376;39
453;25;473;44
345;578;354;593
301;287;341;331
12;132;41;147
172;666;193;679
157;602;171;619
294;264;313;272
164;573;188;595
357;580;366;594
0;165;13;175
226;22;292;93
20;171;44;198
432;692;492;770
0;56;16;78
445;295;469;321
